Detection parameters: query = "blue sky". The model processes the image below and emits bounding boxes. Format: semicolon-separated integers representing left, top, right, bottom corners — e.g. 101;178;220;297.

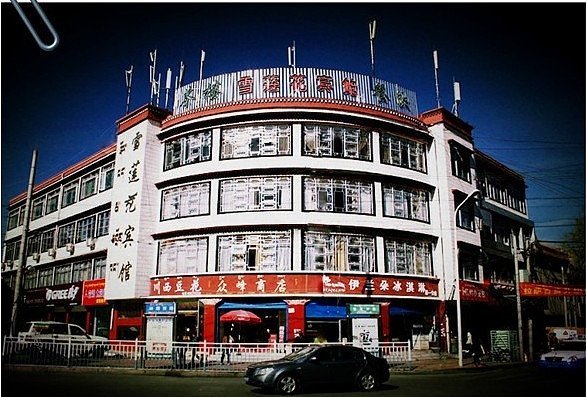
1;2;585;244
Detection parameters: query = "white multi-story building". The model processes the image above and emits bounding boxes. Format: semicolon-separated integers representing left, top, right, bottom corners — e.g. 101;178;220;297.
2;66;537;353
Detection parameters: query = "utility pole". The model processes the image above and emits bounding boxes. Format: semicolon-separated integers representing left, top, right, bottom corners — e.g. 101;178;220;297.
512;229;524;361
10;149;38;336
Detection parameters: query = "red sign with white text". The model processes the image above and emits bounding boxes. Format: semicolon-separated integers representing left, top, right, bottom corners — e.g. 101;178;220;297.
149;273;439;299
82;278;107;306
459;280;490;302
520;282;585;298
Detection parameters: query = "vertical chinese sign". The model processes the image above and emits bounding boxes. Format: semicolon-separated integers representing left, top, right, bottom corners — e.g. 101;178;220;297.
105;108;166;300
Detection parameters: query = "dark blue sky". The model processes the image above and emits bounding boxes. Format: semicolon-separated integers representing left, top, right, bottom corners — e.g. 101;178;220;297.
1;2;585;244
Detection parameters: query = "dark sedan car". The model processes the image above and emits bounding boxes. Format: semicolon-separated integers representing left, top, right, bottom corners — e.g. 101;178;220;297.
244;344;390;395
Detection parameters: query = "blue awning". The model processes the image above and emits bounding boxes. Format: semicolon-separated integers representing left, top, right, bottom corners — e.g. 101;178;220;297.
305;302;347;319
389;307;424;316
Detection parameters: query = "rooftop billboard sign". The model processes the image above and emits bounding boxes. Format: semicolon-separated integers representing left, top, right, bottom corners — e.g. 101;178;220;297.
174;67;418;117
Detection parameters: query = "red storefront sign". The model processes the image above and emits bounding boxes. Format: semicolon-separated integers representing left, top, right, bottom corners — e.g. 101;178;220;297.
82;278;107;306
149;273;439;299
459;280;490;302
520;282;586;298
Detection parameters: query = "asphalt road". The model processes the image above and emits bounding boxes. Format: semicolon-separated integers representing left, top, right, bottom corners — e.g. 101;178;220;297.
2;366;585;397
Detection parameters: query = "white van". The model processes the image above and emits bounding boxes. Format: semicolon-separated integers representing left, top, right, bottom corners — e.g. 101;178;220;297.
18;321;109;357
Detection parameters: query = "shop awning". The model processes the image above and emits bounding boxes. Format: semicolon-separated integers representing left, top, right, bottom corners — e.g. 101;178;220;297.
305;302;347;319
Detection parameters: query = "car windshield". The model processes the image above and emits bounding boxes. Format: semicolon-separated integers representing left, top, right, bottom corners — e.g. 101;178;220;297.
556;341;586;351
281;346;319;361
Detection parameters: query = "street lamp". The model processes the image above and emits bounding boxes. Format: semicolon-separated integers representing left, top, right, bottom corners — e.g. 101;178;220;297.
453;189;480;367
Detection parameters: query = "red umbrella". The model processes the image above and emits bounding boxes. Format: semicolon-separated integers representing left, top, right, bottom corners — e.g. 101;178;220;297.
220;309;262;324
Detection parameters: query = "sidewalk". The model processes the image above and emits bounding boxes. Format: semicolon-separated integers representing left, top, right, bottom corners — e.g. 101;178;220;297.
3;353;526;377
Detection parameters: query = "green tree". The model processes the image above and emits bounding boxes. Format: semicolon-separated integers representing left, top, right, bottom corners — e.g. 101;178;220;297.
562;217;585;286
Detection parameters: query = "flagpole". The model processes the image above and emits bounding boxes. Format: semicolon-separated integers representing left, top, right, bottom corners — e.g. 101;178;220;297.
125;65;133;114
369;20;376;79
165;68;172;109
199;50;205;106
433;50;441;108
149;49;157;105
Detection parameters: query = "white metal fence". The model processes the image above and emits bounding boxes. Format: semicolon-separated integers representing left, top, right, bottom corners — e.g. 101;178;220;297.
2;336;412;372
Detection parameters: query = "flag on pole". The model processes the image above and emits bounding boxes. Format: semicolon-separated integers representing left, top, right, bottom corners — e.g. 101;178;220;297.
149;49;158;103
288;41;296;68
369;20;376;40
369;20;376;78
199;50;205;81
178;60;185;86
125;66;133;89
165;68;172;90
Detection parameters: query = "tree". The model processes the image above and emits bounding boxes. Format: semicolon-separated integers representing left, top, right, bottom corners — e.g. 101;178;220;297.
562;217;585;286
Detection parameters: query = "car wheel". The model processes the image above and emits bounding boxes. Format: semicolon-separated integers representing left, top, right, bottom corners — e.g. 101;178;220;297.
275;373;299;395
357;371;377;392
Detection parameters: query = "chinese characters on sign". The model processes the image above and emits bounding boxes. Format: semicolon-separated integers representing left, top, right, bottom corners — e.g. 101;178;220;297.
175;68;418;117
150;273;439;298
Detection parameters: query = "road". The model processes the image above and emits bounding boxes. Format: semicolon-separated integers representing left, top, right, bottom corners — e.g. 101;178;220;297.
2;366;585;397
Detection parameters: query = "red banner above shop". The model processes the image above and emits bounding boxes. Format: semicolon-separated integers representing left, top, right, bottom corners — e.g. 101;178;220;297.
149;273;439;299
520;282;585;298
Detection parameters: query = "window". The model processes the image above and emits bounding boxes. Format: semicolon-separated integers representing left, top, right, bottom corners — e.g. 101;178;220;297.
480;173;527;214
27;235;40;256
94;257;106;279
164;130;212;170
303;125;371;160
72;260;93;282
217;232;291;272
38;267;53;287
80;171;99;200
57;223;75;247
383;185;429;222
304;232;374;272
40;229;55;252
96;210;110;236
32;197;45;220
304;177;373;214
158;238;208;275
45;190;59;214
455;194;476;231
7;207;23;230
221;125;291;159
54;264;72;285
4;241;20;261
161;182;210;220
220;177;291;213
385;239;432;276
451;144;471;182
99;163;115;191
460;250;479;281
62;182;78;208
76;215;96;243
24;269;38;289
380;133;426;172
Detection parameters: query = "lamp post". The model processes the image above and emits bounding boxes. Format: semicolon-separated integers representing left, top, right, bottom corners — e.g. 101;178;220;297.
453;189;480;367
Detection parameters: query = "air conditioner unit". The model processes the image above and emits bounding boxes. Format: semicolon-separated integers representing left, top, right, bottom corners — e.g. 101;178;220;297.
32;252;40;262
86;237;96;250
66;243;75;254
47;248;56;258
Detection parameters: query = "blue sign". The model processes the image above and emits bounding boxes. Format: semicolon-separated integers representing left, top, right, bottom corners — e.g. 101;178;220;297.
145;301;176;315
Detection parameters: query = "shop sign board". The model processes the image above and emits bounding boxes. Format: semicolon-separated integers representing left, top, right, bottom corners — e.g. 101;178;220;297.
352;317;379;355
146;316;174;356
348;304;380;316
145;301;177;315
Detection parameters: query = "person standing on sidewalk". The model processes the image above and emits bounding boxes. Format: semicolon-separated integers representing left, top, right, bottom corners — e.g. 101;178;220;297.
221;333;234;365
